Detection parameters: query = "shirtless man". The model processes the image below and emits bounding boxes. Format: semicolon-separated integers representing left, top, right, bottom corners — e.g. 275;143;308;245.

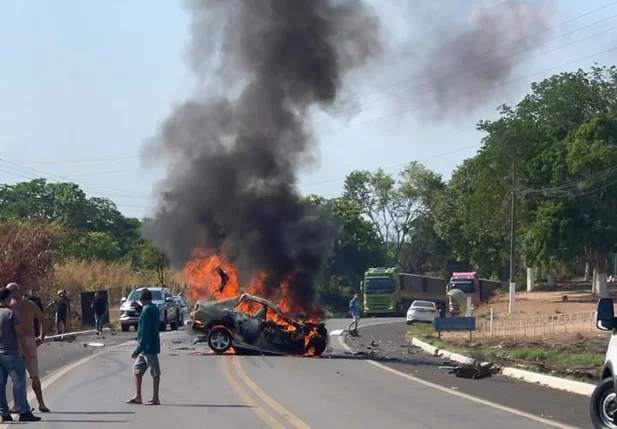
6;283;50;413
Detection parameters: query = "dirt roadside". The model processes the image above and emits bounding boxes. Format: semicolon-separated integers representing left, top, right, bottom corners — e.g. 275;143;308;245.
408;324;609;383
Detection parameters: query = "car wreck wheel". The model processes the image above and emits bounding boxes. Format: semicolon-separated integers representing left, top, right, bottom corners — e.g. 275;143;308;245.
208;328;233;354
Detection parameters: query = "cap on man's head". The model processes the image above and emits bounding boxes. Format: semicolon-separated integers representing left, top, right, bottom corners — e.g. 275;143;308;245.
0;288;12;301
6;283;19;294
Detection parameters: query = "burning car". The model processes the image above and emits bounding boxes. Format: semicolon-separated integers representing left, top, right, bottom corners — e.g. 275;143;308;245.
189;292;328;357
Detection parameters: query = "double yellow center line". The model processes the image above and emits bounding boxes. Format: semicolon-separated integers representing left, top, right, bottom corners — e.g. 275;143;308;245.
220;356;312;429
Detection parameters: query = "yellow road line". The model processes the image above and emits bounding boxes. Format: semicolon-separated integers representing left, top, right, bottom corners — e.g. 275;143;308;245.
219;357;285;429
232;356;312;429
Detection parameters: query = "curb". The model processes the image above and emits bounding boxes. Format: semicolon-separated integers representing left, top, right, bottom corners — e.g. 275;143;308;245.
45;327;112;341
411;337;596;397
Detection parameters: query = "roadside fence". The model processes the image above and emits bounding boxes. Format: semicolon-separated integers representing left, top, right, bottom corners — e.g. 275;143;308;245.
475;310;596;339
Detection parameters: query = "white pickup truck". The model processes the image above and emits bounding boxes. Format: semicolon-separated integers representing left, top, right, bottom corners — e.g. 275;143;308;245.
590;298;617;428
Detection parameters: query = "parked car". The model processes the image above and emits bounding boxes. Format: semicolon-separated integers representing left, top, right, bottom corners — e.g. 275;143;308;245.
120;287;182;332
590;298;617;428
190;293;328;356
172;293;191;326
406;300;438;325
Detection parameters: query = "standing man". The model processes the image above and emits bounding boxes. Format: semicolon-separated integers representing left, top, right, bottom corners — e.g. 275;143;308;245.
26;294;44;339
45;291;70;335
0;287;40;422
347;293;360;336
126;289;161;406
91;292;108;335
6;283;50;413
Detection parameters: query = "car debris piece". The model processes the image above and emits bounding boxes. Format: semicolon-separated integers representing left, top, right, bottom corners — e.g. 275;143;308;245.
440;362;498;379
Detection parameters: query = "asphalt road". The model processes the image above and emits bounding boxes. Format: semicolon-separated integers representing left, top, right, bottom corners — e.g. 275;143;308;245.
342;319;594;429
0;319;592;429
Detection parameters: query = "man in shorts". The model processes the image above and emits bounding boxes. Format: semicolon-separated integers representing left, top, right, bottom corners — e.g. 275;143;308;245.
0;287;40;422
126;289;161;406
347;293;360;336
6;283;49;413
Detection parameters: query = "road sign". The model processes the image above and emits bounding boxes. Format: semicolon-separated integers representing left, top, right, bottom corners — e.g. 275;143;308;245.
434;316;476;332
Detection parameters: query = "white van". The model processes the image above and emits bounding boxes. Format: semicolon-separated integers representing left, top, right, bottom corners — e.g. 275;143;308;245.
591;298;617;428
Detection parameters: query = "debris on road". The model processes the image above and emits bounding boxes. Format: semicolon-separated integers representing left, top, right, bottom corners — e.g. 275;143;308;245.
52;334;76;342
84;342;105;348
439;362;499;379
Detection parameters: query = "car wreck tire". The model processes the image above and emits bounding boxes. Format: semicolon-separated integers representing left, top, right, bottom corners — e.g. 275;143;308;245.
590;377;617;429
306;337;327;356
121;324;129;332
208;328;233;354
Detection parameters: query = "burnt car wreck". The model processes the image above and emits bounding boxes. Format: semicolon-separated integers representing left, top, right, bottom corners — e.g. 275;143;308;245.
190;293;328;357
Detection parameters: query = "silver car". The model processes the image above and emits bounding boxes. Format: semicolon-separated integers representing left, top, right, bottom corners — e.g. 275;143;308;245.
120;287;182;332
172;293;191;326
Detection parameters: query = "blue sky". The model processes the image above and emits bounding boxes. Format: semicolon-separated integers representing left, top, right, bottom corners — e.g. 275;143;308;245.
1;0;616;218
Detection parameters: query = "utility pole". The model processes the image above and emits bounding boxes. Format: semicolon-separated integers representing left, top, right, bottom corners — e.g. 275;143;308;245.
508;160;516;314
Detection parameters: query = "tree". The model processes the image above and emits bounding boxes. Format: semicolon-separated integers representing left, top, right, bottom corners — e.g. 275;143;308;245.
0;179;145;262
342;162;442;266
522;113;617;295
304;195;386;313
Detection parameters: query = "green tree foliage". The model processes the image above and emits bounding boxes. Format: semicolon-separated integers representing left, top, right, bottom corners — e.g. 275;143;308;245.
432;65;617;286
0;179;142;262
342;161;442;266
304;195;386;313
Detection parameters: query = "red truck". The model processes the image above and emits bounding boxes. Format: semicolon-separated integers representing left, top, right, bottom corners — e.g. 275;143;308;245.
446;272;481;315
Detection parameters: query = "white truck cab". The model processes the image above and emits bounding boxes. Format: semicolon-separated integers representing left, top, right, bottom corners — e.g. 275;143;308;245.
591;298;617;428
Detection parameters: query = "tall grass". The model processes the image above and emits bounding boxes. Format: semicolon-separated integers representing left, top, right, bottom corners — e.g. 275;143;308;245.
44;259;187;331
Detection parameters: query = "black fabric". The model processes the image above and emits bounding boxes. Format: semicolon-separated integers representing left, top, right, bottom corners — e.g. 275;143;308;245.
92;297;107;315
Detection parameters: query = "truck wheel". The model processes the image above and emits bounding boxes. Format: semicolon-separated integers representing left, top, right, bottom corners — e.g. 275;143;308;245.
590;377;617;428
121;324;129;332
208;328;233;354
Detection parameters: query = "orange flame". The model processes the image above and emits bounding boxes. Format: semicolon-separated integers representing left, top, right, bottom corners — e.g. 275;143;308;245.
184;249;325;357
183;248;322;320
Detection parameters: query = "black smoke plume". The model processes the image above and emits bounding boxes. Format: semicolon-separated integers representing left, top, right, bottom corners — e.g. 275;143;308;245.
141;0;382;310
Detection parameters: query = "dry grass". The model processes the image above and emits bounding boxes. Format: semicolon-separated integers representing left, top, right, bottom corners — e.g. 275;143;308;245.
39;259;188;332
52;259;187;300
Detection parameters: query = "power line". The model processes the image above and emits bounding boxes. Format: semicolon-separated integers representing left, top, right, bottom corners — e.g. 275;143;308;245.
299;144;481;189
19;3;617;169
17;42;617;193
331;43;617;131
317;13;617;120
0;159;148;199
316;1;617;117
29;153;140;164
520;165;617;198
